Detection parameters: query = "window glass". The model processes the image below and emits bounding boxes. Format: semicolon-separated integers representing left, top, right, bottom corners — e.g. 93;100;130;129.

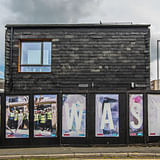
62;94;86;137
34;95;57;138
96;94;119;137
21;42;41;65
21;66;51;72
20;41;51;72
129;94;143;136
6;96;29;138
43;42;51;65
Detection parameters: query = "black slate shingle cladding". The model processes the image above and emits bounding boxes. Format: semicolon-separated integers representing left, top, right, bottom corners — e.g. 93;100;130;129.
5;24;150;93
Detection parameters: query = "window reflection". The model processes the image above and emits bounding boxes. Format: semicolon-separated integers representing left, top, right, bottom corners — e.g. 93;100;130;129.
20;41;52;72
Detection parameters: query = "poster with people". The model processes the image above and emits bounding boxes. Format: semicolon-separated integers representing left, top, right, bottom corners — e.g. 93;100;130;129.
148;94;160;136
6;96;29;138
129;94;143;136
96;94;119;137
62;94;86;137
34;95;57;137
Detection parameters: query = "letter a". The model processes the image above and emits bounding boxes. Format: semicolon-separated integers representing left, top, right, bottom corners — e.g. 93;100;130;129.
100;103;114;130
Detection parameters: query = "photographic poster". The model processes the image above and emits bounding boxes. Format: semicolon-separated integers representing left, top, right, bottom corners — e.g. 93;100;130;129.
148;94;160;136
0;96;2;128
62;94;86;137
34;95;57;137
129;94;143;136
96;94;119;137
6;96;29;138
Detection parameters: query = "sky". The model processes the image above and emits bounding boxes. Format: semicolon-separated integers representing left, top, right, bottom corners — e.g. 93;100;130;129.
0;0;160;80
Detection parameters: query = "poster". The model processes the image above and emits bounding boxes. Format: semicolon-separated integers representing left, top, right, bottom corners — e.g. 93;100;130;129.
6;96;29;138
129;94;143;136
148;94;160;136
0;96;2;130
34;95;57;137
62;94;86;137
96;94;119;137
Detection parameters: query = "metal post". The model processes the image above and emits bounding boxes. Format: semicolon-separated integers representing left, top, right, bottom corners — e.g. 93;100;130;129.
157;40;160;90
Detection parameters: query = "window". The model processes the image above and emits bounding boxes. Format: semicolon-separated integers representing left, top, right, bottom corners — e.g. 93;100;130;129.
19;41;52;72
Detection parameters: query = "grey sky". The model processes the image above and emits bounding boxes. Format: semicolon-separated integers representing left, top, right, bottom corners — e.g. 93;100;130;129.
0;0;160;79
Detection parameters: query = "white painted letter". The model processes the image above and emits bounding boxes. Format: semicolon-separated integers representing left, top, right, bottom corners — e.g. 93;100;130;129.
100;103;114;130
130;102;142;129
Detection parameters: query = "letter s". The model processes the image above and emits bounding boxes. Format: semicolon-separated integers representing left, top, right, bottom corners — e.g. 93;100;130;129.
130;102;143;129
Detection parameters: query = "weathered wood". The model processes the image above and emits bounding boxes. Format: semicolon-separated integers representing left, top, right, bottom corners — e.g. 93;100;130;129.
5;24;150;93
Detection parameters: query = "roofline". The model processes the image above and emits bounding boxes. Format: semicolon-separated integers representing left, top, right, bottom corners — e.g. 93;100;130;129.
5;23;151;28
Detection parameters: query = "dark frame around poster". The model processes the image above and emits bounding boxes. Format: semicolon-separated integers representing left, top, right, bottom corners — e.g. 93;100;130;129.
1;91;160;147
91;92;127;145
3;93;31;146
61;93;88;145
2;93;60;147
147;91;160;143
31;93;60;146
128;92;146;144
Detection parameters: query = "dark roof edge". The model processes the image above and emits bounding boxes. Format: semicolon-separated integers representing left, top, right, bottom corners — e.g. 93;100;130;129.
5;23;151;28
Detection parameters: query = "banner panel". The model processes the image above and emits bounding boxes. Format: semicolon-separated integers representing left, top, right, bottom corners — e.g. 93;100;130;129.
34;95;57;137
0;96;2;131
148;94;160;136
6;96;29;138
96;94;119;137
62;94;86;137
129;94;143;136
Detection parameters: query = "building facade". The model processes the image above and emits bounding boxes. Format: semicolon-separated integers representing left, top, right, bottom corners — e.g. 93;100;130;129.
5;24;150;93
151;80;160;90
1;24;155;147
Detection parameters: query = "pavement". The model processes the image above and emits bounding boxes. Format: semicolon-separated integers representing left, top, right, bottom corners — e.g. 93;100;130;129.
1;145;160;159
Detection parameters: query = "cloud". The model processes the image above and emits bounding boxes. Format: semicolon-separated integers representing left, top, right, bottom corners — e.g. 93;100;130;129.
79;0;160;63
3;0;99;24
0;0;160;80
0;0;100;66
